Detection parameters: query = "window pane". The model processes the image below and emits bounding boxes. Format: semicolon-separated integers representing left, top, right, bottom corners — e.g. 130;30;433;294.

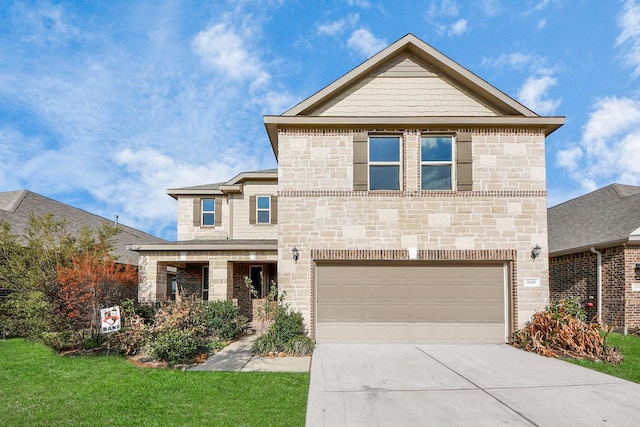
257;210;270;223
370;165;400;190
202;199;215;211
422;165;452;190
257;196;270;209
202;213;215;225
421;137;452;161
369;137;400;161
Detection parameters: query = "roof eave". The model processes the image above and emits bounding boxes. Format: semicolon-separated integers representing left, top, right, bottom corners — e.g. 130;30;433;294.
128;242;278;252
264;115;565;154
549;237;636;257
166;189;224;199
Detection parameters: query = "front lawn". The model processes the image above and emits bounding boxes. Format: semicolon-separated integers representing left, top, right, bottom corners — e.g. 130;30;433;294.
0;339;308;426
570;332;640;383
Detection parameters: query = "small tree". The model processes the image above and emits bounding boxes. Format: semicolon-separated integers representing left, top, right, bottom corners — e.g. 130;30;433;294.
56;242;138;342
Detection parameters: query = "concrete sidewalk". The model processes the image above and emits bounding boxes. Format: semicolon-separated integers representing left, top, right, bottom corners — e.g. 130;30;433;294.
307;343;640;426
188;333;311;372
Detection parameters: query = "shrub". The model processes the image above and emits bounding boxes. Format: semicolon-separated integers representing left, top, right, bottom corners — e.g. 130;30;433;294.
149;329;202;366
253;306;313;356
284;336;315;356
271;308;305;343
203;300;247;341
253;333;280;355
41;331;77;351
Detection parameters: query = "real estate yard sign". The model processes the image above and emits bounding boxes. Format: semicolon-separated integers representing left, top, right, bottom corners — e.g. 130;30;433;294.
101;306;121;333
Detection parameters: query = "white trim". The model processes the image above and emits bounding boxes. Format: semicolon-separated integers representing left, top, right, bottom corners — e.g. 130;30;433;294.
503;263;509;343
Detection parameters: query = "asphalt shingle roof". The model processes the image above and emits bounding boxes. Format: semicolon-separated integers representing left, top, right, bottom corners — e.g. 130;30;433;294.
548;183;640;254
0;190;166;266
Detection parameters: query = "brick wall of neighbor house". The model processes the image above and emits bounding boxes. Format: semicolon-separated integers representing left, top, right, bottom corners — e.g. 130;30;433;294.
625;246;640;331
549;252;598;321
277;128;549;332
601;247;626;327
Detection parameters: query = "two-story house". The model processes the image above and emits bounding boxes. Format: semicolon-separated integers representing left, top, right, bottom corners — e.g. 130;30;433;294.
132;34;564;343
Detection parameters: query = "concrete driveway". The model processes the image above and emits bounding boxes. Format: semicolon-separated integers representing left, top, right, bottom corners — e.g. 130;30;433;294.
306;344;640;426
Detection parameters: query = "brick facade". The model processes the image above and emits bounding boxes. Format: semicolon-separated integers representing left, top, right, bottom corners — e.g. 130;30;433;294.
550;245;640;331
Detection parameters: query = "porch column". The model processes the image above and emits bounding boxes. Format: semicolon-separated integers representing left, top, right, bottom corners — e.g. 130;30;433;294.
137;257;167;303
209;259;229;301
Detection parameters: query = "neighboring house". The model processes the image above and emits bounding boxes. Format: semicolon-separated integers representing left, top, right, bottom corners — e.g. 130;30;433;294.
133;34;564;343
0;189;166;300
548;184;640;333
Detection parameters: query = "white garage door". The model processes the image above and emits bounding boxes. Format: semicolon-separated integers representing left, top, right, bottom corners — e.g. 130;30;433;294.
315;262;508;343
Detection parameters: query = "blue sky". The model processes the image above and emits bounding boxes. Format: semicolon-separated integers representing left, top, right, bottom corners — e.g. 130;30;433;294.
1;0;639;240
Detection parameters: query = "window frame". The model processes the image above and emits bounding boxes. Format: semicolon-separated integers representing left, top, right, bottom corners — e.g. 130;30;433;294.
201;198;215;226
420;134;455;191
256;195;271;224
202;266;209;301
368;135;402;191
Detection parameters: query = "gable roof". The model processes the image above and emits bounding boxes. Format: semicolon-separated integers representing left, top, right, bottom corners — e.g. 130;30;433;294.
548;184;640;255
167;168;277;198
264;34;564;157
0;190;166;266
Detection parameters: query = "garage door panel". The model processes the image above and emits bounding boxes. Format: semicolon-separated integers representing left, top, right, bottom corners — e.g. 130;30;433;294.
316;263;507;343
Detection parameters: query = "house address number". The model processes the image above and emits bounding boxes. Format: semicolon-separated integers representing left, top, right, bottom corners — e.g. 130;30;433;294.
524;278;540;287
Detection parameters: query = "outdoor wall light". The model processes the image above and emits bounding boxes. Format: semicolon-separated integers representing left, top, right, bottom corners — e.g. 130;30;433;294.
531;244;542;260
292;247;299;263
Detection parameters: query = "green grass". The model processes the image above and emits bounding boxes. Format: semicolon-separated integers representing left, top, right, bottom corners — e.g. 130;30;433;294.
570;332;640;383
0;339;309;426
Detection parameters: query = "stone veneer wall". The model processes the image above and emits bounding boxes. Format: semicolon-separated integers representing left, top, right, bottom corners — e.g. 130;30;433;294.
176;181;278;241
276;128;550;334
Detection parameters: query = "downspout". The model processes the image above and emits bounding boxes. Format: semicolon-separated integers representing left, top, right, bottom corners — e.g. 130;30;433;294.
590;247;602;325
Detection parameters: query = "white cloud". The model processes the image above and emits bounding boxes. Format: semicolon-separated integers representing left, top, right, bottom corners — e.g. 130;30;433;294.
484;52;561;115
517;75;561;115
556;97;640;190
317;14;359;36
537;19;546;29
347;0;371;9
192;23;270;87
347;28;387;57
448;19;467;36
10;2;80;45
428;0;460;18
480;0;500;16
616;0;640;76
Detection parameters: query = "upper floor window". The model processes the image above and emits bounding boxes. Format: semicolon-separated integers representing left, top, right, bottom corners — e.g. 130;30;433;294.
202;198;215;225
369;136;401;190
257;196;271;224
249;195;277;225
421;136;453;190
